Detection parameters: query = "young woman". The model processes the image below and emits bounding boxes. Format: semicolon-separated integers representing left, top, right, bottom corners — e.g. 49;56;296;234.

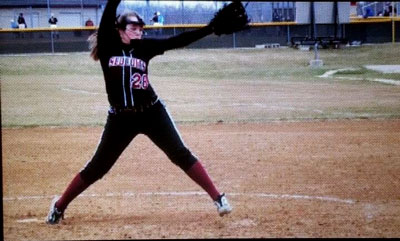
46;0;248;224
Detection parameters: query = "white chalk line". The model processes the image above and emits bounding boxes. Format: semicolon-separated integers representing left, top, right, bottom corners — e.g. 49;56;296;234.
170;102;324;114
370;78;400;86
3;191;355;204
0;53;70;57
16;218;41;223
319;68;400;86
364;65;400;74
318;68;360;78
60;87;105;95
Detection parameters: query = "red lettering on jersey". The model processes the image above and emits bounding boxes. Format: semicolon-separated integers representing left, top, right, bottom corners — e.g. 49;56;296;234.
130;73;149;90
109;57;116;66
109;56;146;71
135;59;140;69
115;57;121;66
131;73;142;89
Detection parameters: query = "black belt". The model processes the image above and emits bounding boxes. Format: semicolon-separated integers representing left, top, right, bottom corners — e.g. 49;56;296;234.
109;99;159;114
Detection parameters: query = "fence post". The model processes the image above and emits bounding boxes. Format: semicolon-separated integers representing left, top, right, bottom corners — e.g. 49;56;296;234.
393;17;396;44
47;0;54;53
392;2;396;44
50;29;55;53
81;0;84;26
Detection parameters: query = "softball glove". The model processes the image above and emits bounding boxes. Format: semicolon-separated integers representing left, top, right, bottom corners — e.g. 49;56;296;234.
209;1;250;36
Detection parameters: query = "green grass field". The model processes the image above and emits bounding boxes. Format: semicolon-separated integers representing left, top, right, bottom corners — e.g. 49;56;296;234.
1;43;400;127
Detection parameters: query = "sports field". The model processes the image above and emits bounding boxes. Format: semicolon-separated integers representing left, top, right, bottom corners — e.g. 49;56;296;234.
2;44;400;238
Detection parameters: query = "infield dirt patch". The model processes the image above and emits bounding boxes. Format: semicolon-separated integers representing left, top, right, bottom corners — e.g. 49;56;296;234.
3;119;400;239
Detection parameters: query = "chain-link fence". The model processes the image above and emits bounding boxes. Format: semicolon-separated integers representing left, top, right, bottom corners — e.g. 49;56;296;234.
1;21;399;54
1;1;399;54
1;1;296;29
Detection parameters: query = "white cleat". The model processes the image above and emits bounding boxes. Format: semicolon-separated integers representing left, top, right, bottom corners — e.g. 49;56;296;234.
46;196;64;225
214;193;232;217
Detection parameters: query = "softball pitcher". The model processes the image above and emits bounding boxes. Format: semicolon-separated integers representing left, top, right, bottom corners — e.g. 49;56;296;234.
46;0;249;224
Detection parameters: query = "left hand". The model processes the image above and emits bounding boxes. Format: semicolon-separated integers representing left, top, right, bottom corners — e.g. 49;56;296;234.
209;1;250;36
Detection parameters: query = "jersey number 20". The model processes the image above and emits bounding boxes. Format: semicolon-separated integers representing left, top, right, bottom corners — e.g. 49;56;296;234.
131;73;149;89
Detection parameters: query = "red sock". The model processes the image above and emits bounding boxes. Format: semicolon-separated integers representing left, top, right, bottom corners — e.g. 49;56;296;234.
185;161;220;201
55;173;90;212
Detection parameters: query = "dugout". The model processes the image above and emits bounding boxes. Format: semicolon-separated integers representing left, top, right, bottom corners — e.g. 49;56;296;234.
0;18;399;54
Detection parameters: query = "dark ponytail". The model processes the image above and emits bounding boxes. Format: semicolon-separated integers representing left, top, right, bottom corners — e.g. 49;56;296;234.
88;31;99;61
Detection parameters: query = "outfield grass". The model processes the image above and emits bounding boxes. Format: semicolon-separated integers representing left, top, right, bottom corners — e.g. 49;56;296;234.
1;43;400;127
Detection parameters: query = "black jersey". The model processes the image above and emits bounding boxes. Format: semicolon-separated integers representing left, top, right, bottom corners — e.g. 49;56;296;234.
97;0;213;109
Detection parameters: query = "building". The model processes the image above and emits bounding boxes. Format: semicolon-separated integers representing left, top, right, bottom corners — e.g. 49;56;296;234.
0;0;106;29
0;1;297;29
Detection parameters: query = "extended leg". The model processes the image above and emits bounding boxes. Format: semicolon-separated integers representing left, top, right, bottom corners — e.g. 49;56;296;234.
144;103;232;216
144;103;232;207
46;113;138;224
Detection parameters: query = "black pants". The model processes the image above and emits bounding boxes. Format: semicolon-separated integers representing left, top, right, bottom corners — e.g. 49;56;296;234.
80;100;198;184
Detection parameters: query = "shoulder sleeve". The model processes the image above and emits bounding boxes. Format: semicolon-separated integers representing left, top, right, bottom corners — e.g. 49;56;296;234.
97;0;121;58
130;25;213;59
158;25;213;52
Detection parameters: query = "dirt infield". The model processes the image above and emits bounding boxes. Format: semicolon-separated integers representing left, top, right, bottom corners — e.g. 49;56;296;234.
2;119;400;239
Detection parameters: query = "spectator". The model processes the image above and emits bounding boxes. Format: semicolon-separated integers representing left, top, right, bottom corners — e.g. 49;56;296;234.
383;3;391;16
383;8;390;16
17;13;27;29
151;11;164;26
85;18;94;26
11;19;19;38
388;5;397;16
49;13;59;39
151;11;164;35
383;3;397;16
363;6;374;18
272;9;281;22
49;13;58;27
10;19;18;29
158;12;164;25
151;12;159;24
